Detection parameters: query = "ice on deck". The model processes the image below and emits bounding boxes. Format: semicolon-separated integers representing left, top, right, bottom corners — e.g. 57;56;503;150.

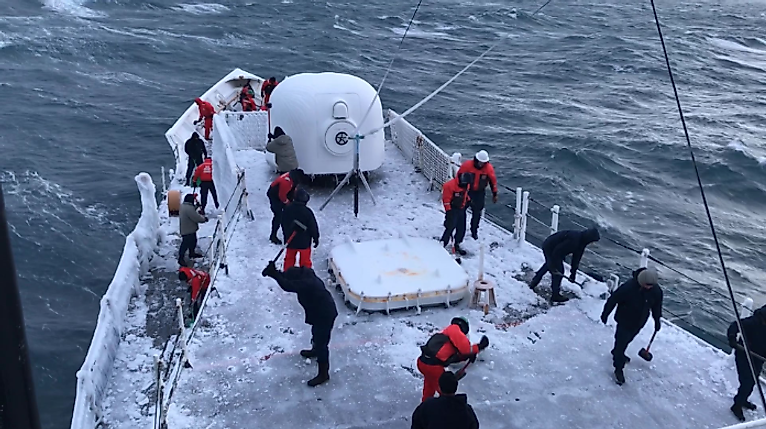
165;145;761;429
329;237;470;312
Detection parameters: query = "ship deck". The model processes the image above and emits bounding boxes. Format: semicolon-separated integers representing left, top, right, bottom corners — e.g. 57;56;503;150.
158;144;757;429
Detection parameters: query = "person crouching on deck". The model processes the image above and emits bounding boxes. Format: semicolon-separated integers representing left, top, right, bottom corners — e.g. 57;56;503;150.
417;317;489;402
193;97;215;140
192;157;219;214
441;174;471;256
178;267;210;319
267;168;303;245
281;187;319;271
262;262;338;387
266;126;299;174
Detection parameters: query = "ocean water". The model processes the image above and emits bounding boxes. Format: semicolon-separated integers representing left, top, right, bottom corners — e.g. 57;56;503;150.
1;0;765;427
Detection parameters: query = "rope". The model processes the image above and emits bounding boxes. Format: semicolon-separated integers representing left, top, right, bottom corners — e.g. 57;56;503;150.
648;0;766;409
360;0;556;138
355;0;425;136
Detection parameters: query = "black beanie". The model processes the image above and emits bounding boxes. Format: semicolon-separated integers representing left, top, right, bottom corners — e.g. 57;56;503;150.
438;371;458;395
183;194;195;203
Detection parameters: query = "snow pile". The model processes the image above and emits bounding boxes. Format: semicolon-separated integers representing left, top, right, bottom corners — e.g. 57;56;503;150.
212;114;250;228
70;173;159;429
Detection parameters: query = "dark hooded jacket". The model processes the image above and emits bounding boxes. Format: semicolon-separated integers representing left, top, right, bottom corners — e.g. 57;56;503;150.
601;267;663;330
281;188;319;249
728;306;766;358
541;228;600;273
184;133;207;163
411;394;479;429
267;266;337;326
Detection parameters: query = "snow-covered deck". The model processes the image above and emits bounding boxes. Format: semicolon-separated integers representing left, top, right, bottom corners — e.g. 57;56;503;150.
163;144;758;429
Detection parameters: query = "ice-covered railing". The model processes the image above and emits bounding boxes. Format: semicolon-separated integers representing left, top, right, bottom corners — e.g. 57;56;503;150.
387;109;757;352
388;109;458;190
70;173;160;429
151;113;256;429
222;111;270;150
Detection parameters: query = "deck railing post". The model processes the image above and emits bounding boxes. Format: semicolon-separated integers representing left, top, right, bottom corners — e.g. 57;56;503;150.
520;191;530;243
640;248;650;268
550;205;560;234
513;187;523;240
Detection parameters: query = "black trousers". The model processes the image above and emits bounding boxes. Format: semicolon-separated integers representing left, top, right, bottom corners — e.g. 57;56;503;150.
441;208;467;246
734;349;764;406
185;156;202;185
611;324;640;370
269;196;285;238
310;318;335;364
200;181;219;210
468;190;486;234
178;233;197;263
531;244;565;295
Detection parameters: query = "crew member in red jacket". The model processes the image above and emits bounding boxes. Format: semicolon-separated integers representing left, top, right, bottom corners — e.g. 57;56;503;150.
194;97;216;140
267;168;303;244
441;174;471;255
260;77;279;109
192;158;219;213
417;317;489;402
179;267;210;318
456;150;498;240
240;81;257;111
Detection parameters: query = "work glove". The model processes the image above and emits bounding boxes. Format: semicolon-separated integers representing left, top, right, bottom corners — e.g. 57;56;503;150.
313;239;319;248
193;119;200;125
729;335;738;349
262;260;278;278
479;335;489;351
492;192;498;204
268;133;274;140
568;272;577;283
654;319;661;332
601;313;608;325
468;353;477;364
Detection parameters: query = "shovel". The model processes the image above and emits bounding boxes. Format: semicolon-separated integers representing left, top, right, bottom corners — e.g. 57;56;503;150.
639;331;657;361
455;360;472;381
272;220;307;263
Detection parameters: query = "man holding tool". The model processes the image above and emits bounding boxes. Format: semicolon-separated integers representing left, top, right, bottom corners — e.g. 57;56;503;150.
416;317;489;402
727;305;766;421
601;266;663;385
261;243;337;387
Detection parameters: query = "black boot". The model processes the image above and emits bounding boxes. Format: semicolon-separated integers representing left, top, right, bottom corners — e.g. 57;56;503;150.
308;361;330;387
454;244;467;256
744;401;758;411
300;349;316;359
614;368;625;385
551;293;569;303
471;230;478;240
623;355;631;364
731;404;746;422
270;234;282;245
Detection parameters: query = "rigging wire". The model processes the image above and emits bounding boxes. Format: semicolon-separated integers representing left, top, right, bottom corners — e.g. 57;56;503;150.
360;0;555;138
648;0;766;410
354;0;425;136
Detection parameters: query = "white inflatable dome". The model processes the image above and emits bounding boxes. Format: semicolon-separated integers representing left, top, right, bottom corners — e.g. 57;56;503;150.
268;72;385;175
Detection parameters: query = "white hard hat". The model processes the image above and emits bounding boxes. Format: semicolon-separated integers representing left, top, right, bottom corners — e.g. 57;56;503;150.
475;150;489;163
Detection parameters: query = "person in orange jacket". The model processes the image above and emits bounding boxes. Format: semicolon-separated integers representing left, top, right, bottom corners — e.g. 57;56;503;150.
441;174;471;255
179;267;210;318
240;81;257;111
267;168;303;244
417;317;489;402
260;77;278;109
194;97;216;140
456;150;498;240
192;158;219;213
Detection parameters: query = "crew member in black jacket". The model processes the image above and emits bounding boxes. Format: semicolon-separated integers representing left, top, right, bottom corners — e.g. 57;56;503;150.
262;262;338;387
184;132;207;186
411;371;479;429
727;305;766;421
529;227;601;303
281;187;319;270
601;266;662;385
